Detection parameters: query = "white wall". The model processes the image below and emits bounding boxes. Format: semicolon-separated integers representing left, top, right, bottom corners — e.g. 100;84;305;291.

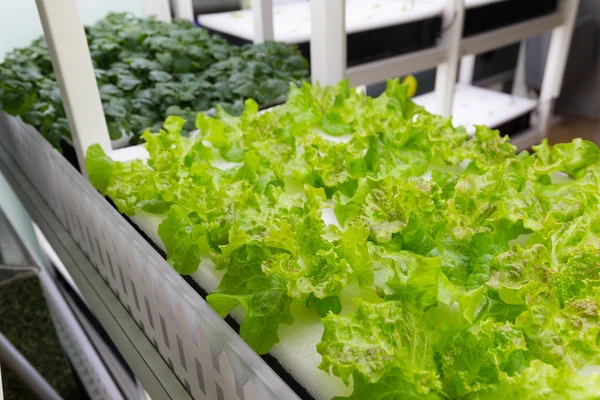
0;0;144;60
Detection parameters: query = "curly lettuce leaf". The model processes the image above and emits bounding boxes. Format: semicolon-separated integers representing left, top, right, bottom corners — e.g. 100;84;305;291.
551;209;600;303
334;366;445;400
157;205;205;274
473;360;600;400
533;138;600;178
207;241;294;355
438;320;527;398
317;299;442;394
85;144;115;195
516;289;600;370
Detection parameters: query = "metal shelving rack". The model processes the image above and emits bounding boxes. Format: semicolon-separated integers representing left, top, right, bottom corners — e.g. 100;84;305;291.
453;0;579;149
0;0;582;399
236;0;579;150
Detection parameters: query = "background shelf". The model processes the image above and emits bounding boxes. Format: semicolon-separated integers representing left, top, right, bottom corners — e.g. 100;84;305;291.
413;83;537;135
198;0;443;67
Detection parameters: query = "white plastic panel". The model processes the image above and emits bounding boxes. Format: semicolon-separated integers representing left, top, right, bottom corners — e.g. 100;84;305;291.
198;0;444;44
413;84;537;131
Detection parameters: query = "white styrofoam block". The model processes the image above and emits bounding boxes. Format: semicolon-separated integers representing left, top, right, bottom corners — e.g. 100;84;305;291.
110;133;134;150
198;0;444;44
110;144;149;162
412;84;537;132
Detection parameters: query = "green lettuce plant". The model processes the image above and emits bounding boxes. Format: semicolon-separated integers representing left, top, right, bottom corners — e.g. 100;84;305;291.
87;79;600;399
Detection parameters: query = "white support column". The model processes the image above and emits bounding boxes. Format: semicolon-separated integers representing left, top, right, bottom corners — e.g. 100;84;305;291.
310;0;346;86
252;0;274;43
170;0;194;21
434;0;465;117
538;0;579;138
512;40;528;97
142;0;172;22
458;54;475;85
35;0;111;176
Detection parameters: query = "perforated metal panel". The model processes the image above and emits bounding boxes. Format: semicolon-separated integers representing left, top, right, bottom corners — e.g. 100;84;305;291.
0;112;299;400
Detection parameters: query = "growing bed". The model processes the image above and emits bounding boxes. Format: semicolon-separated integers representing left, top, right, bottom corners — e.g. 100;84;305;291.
82;79;600;399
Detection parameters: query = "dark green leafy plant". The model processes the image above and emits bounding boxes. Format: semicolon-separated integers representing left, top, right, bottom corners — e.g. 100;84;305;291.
0;13;308;148
87;79;600;399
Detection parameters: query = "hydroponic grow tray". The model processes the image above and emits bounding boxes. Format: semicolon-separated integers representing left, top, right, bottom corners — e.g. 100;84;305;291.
108;144;357;400
101;86;532;398
198;0;443;66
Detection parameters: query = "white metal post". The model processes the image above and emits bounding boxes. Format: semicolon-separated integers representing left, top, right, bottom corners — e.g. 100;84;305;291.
310;0;346;86
35;0;112;176
142;0;172;22
458;54;475;85
537;0;580;138
512;41;528;97
434;0;465;117
252;0;274;43
170;0;194;21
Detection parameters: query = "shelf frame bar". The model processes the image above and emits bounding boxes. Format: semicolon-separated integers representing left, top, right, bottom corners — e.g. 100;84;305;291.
346;46;445;87
460;12;563;58
511;40;528;97
35;0;112;176
434;0;465;117
252;0;274;43
311;0;346;86
458;54;476;85
538;0;580;139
